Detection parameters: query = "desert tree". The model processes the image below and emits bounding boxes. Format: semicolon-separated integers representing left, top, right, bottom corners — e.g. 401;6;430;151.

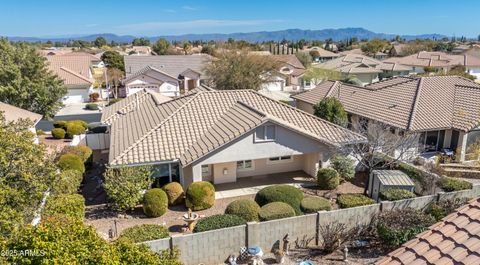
313;97;348;127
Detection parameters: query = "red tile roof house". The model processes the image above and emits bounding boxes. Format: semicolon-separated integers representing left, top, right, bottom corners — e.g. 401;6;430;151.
376;197;480;265
292;76;480;162
100;88;364;188
122;54;212;98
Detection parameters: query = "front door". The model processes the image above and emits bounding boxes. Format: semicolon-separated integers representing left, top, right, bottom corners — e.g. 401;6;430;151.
188;79;195;89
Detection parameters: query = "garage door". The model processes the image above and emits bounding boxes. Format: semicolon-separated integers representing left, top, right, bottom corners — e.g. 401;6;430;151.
63;89;88;104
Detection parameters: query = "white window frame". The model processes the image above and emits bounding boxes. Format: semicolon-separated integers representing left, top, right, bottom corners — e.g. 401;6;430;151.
237;160;254;171
255;125;276;142
266;156;293;164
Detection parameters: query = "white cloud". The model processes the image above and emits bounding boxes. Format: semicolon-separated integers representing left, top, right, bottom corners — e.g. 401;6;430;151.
116;19;284;32
182;5;196;11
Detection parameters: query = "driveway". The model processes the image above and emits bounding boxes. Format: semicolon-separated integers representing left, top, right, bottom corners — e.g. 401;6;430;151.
36;102;105;131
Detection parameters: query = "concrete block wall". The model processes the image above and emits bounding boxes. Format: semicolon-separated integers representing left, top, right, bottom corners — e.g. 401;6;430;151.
319;204;381;229
142;238;170;253
381;195;436;211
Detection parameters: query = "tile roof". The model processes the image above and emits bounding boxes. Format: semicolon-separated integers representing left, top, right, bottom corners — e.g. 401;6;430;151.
315;54;410;74
272;55;306;70
103;89;365;166
124;54;212;78
384;51;480;68
45;55;93;86
373;170;415;186
292;76;480;132
0;102;42;124
377;197;480;265
308;47;340;57
123;65;180;84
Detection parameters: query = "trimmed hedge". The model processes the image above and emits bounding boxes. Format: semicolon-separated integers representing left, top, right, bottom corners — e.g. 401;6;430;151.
185;181;215;211
44;194;85;220
65;123;86;139
51;170;84;195
337;194;375;209
52;128;66;139
60;145;93;163
225;199;260;222
255;185;304;215
85;103;99;110
331;155;355;181
300;197;331;213
193;214;246;233
68;120;88;130
108;98;121;106
259;202;296;221
380;189;416;201
317;168;340;190
377;208;435;246
118;224;169;243
438;177;472;192
57;153;85;174
53;120;68;129
162;182;184;206
143;188;168;217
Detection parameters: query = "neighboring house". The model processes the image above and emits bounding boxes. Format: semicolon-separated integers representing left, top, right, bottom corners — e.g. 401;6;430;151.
292;76;480;162
45;55;95;104
384;51;480;79
306;46;340;62
338;49;387;60
101;88;364;188
39;47;74;56
123;54;212;97
314;54;411;86
261;55;306;92
377;197;480;265
125;46;153;55
0;102;42;143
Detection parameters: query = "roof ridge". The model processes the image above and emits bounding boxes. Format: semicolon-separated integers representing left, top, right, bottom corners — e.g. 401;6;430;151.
103;90;151;123
406;77;423;130
110;92;202;165
59;66;92;83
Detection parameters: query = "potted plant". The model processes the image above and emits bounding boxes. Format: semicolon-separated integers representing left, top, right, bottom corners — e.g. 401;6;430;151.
274;249;285;264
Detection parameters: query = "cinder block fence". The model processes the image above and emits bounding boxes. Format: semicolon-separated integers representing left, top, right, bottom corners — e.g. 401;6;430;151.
143;185;480;265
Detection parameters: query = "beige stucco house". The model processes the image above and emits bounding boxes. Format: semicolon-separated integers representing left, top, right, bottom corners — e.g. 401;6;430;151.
101;88;364;188
292;76;480;162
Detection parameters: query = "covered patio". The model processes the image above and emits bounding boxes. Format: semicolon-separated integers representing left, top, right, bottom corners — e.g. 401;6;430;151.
214;171;315;199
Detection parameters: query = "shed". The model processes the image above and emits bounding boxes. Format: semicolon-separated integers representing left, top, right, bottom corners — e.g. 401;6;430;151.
367;170;415;201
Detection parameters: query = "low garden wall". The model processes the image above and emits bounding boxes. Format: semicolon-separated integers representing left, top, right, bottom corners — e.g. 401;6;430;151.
143;184;480;265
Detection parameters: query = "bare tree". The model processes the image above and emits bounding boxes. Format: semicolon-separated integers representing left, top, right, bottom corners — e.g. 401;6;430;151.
106;68;124;99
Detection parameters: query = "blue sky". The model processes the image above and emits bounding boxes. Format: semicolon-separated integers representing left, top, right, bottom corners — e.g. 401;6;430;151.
1;0;479;37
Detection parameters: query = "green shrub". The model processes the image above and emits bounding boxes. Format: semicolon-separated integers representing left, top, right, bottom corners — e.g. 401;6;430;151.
162;182;184;206
380;189;416;201
337;194;375;209
377;208;435;246
85;103;99;110
259;202;296;221
331;155;355;181
255;185;303;215
225;199;260;222
44;194;85;220
185;181;215;211
36;129;46;136
427;198;469;221
317;168;340;190
300;197;331;213
51;128;66;139
57;153;85;174
143;188;168;218
118;224;169;243
68;120;88;129
438;177;472;192
51;170;83;195
396;162;423;182
60;145;92;163
65;123;86;139
53;120;67;129
108;98;121;106
193;214;246;233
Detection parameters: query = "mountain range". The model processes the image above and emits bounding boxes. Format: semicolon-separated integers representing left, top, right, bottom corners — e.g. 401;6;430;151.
5;28;447;43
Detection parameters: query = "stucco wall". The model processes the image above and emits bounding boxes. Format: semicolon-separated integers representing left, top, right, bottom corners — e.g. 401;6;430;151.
236;155;304;178
296;100;315;115
212;161;237;184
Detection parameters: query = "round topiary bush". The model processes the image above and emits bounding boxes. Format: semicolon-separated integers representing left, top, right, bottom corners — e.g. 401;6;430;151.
185;181;215;211
255;185;304;215
68;120;88;130
57;153;85;174
118;224;169;243
317;168;340;190
438;177;472;192
85;103;99;110
60;145;93;163
53;120;67;129
193;214;246;233
259;202;296;221
337;194;375;209
143;188;168;217
330;155;356;181
380;189;416;201
51;128;66;139
300;197;331;213
225;199;260;222
162;182;184;206
65;123;86;139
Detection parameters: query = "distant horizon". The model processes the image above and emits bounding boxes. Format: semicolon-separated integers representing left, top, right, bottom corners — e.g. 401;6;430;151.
1;0;479;38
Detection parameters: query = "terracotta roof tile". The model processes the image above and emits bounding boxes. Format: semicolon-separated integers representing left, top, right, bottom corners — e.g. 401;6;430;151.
384;51;480;67
45;55;93;86
0;102;42;124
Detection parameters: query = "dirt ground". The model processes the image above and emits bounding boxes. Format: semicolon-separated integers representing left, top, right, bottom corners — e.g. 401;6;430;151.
38;134;72;154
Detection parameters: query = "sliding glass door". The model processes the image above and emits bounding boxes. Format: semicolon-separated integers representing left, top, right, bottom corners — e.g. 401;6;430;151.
151;162;181;188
